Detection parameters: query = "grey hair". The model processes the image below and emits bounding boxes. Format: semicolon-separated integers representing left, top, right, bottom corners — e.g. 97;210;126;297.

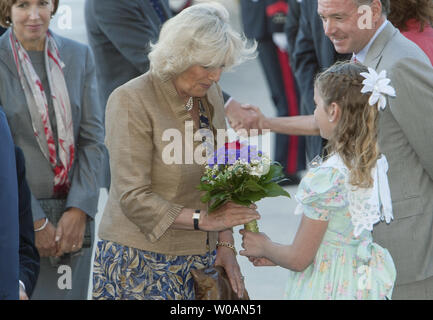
353;0;390;15
148;2;257;81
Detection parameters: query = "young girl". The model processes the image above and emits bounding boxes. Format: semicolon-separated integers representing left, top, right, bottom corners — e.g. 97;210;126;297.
240;61;397;300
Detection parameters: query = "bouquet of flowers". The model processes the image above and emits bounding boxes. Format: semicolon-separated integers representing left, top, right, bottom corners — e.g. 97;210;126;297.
198;141;290;232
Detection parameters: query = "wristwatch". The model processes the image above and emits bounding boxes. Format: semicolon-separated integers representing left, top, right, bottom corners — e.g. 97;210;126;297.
193;209;200;230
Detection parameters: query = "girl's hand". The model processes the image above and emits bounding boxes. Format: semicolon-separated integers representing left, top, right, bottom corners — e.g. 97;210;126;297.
248;256;276;267
215;246;245;299
239;229;270;258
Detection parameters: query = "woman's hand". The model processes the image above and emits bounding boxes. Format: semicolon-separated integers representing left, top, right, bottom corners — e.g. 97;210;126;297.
248;257;276;267
201;202;260;232
239;229;271;258
215;246;245;299
34;218;57;257
55;207;87;257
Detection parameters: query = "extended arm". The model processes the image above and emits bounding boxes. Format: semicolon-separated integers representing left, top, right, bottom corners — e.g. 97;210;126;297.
388;60;433;180
240;215;327;271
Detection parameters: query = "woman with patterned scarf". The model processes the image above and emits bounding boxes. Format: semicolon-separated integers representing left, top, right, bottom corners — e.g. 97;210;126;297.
0;0;105;299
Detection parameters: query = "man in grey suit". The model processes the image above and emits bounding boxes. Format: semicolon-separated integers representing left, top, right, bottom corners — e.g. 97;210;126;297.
243;0;433;299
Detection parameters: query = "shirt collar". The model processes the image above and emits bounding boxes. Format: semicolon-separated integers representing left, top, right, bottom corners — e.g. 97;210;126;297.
353;20;389;63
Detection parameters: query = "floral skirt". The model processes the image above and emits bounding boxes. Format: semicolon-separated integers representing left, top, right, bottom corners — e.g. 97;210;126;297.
92;240;216;300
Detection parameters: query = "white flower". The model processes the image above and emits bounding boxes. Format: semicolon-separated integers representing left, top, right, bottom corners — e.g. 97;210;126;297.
360;67;396;110
250;165;264;177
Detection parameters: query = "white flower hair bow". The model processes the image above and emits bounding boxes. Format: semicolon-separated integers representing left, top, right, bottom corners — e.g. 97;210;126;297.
360;67;396;110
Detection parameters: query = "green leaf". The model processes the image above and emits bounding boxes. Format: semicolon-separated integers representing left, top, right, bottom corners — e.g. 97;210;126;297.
209;198;228;212
263;182;291;198
230;197;253;207
261;163;283;183
200;193;211;203
197;183;213;191
237;190;267;203
244;179;266;192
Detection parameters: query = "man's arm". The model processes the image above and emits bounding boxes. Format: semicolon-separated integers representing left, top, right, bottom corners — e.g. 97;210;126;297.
388;60;433;179
262;114;319;136
238;104;319;136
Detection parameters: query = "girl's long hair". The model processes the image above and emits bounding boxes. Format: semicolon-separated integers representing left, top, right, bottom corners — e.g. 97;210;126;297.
315;62;380;188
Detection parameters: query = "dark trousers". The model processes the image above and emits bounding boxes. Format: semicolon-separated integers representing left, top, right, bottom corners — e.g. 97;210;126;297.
257;39;305;173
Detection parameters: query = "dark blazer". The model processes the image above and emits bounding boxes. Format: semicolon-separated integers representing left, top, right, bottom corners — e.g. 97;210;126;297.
241;0;270;41
15;146;40;298
284;0;301;61
292;0;349;160
0;109;19;300
84;0;172;110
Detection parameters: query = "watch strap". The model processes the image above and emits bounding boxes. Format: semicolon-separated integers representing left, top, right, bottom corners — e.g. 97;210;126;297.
193;209;200;230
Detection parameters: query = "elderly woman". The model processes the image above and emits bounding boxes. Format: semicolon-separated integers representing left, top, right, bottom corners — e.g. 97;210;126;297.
0;0;105;299
92;3;259;300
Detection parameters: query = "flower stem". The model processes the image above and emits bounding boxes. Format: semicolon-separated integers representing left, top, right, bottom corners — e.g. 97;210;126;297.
244;220;259;233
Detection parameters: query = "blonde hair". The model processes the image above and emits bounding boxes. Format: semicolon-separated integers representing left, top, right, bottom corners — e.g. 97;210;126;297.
315;61;380;188
148;2;256;81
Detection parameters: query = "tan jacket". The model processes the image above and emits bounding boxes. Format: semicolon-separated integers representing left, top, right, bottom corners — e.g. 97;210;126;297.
99;72;226;255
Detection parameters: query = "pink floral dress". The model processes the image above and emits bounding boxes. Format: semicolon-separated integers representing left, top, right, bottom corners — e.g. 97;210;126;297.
284;155;396;300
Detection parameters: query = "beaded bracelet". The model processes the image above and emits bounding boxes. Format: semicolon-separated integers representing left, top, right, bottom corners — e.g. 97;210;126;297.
34;217;48;232
216;241;237;256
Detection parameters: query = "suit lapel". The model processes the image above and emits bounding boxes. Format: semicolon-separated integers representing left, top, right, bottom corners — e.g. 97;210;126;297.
0;29;20;79
364;23;398;69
